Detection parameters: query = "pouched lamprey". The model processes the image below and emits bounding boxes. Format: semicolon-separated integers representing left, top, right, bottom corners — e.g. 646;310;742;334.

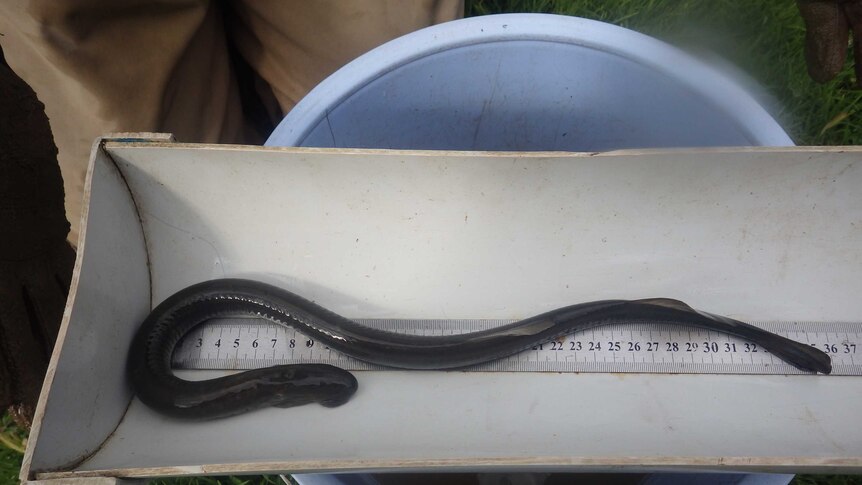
127;278;832;420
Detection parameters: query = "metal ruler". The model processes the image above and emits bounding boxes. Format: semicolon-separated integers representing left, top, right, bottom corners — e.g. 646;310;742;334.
172;318;862;375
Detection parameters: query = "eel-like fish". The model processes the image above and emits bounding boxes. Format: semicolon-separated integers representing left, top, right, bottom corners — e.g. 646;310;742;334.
127;278;831;420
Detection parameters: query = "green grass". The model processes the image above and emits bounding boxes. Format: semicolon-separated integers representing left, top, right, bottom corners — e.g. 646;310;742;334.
794;476;862;485
0;449;22;485
0;413;24;485
1;2;859;485
148;475;289;485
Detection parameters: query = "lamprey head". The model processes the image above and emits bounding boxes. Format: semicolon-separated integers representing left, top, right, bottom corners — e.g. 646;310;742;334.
267;364;359;409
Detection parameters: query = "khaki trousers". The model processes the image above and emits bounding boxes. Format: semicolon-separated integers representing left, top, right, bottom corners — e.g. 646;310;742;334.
0;0;463;242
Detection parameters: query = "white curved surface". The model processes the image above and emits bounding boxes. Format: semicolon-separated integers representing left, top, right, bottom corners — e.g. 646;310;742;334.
27;141;861;479
26;142;862;478
267;14;792;150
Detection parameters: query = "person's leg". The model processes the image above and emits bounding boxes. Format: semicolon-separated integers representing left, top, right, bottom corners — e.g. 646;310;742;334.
228;0;464;115
0;44;75;425
0;0;250;243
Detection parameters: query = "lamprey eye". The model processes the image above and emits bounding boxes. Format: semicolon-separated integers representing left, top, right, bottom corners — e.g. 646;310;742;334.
128;278;831;420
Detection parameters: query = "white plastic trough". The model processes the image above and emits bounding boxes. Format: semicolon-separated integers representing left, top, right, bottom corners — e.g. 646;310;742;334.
21;135;862;483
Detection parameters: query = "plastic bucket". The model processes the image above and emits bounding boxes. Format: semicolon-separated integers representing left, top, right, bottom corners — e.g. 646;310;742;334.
266;13;792;150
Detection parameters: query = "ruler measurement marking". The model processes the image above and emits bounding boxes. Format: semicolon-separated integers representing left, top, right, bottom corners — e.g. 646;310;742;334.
172;319;862;375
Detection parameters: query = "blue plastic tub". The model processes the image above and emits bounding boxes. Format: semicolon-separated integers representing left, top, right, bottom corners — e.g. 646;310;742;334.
266;13;791;150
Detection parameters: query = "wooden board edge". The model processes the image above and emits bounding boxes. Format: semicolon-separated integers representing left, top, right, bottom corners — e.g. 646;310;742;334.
19;137;108;481
101;136;862;160
33;456;862;479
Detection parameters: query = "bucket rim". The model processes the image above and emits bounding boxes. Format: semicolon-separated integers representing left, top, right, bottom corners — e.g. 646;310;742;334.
266;13;792;148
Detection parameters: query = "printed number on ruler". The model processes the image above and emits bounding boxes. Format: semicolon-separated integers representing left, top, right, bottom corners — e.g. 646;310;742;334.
172;318;862;375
